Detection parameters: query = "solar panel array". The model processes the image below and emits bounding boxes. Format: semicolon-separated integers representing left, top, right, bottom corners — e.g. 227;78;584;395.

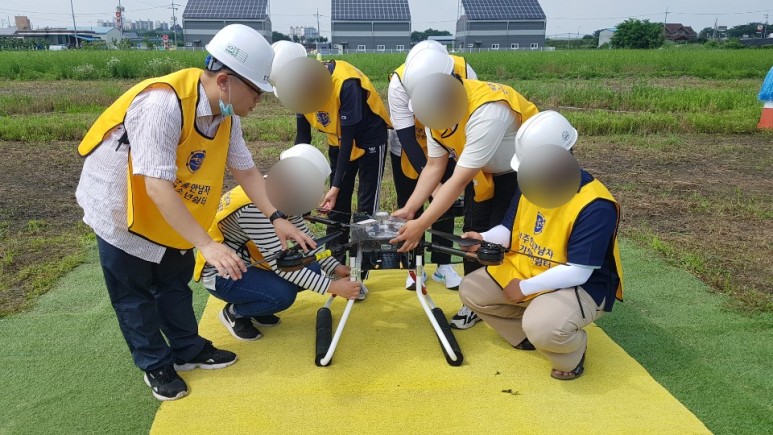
461;0;545;20
182;0;269;20
331;0;411;21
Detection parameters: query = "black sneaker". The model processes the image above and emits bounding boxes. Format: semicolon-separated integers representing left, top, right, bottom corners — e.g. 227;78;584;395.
220;304;262;341
174;341;238;371
144;365;188;401
252;314;281;327
513;337;536;351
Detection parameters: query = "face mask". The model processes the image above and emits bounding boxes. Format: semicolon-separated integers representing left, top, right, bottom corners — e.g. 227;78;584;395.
218;80;234;117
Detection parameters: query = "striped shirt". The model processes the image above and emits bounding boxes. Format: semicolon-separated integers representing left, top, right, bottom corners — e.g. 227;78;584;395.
201;207;340;294
76;81;255;263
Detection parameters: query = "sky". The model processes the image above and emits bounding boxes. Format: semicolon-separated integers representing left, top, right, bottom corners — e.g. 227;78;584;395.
0;0;771;37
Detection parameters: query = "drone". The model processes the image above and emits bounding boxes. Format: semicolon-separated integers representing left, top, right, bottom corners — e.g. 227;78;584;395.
249;209;563;367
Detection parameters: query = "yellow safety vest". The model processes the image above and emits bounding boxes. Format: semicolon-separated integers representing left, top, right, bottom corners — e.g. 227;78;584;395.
193;186;269;282
390;55;470;179
429;79;539;202
78;68;230;250
486;178;624;303
304;60;392;161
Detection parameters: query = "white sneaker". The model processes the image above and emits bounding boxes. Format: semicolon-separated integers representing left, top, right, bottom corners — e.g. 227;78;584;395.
450;305;481;330
405;271;428;290
357;282;369;301
432;264;463;290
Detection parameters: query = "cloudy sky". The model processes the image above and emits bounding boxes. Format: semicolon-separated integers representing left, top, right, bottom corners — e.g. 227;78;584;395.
1;0;770;36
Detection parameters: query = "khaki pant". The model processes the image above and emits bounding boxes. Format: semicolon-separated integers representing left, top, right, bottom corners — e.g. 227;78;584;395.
459;268;604;372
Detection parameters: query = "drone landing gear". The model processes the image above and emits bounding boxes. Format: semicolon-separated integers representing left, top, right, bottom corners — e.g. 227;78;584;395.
315;258;358;367
413;256;463;366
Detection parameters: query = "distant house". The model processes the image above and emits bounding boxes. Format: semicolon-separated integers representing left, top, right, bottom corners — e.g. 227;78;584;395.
456;0;546;51
598;28;615;47
182;0;272;47
330;0;412;53
13;27;123;48
664;23;697;42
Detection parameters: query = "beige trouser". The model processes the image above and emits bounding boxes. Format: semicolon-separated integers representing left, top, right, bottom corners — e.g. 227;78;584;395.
459;268;604;372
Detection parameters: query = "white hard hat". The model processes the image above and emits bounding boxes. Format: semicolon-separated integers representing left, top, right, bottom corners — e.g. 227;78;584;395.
270;41;308;88
402;48;455;98
280;143;331;180
206;24;274;93
511;110;578;171
405;40;448;66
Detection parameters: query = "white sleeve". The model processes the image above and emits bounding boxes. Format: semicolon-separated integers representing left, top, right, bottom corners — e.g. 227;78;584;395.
388;74;415;131
456;102;514;170
426;127;448;158
519;264;595;296
480;224;511;248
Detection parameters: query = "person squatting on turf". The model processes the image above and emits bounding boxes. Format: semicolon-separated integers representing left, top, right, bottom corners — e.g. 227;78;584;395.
458;111;624;380
193;144;362;342
75;25;314;401
389;47;539;330
387;40;478;291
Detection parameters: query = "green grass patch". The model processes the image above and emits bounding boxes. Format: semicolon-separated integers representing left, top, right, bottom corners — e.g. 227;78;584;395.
0;222;93;317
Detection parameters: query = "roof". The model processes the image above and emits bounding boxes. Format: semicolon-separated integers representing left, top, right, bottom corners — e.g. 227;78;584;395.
182;0;269;20
331;0;411;21
664;23;696;35
461;0;545;21
0;27;17;36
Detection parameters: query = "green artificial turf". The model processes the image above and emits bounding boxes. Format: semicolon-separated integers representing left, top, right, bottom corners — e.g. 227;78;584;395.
0;241;770;434
597;240;773;434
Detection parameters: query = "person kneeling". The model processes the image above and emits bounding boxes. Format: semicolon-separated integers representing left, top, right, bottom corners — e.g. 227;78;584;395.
458;111;624;380
193;144;362;341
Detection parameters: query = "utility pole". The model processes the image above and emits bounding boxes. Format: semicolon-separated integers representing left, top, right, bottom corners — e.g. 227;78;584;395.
663;7;669;38
169;1;179;47
712;17;717;41
764;14;769;39
314;8;321;42
69;0;79;48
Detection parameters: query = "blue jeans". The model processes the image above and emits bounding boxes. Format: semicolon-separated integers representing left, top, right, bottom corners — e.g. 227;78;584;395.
96;236;206;371
208;263;322;317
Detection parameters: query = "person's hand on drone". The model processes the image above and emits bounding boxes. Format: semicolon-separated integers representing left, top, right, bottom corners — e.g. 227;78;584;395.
333;264;351;279
391;218;426;252
272;218;316;251
328;278;362;300
460;231;483;252
318;187;339;214
391;207;415;220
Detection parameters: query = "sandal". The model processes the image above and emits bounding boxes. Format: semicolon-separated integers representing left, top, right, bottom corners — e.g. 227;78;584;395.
513;337;536;351
551;352;585;381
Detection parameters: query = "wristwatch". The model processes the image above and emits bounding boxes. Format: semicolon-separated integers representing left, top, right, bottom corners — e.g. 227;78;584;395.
269;210;288;224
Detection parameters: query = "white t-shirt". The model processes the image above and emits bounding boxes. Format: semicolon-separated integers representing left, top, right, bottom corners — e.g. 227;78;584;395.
426;101;521;175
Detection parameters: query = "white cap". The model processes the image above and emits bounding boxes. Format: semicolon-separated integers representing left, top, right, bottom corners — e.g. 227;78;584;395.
270;41;308;97
280;143;331;180
511;110;578;171
206;24;274;93
402;48;455;98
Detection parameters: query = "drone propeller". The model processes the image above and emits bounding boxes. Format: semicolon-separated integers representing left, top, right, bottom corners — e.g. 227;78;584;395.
245;231;345;271
427;229;481;248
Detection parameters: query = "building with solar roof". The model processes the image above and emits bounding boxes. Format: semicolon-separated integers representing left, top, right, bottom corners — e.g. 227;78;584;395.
456;0;546;51
182;0;272;48
331;0;411;53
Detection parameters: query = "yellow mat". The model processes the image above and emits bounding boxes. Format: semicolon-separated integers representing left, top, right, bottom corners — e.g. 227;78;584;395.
151;267;709;434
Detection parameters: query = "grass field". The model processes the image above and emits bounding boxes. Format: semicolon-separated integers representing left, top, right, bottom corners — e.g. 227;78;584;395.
0;49;771;433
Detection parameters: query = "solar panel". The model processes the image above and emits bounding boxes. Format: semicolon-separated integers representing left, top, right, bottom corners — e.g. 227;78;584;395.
182;0;269;20
461;0;545;21
331;0;411;21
